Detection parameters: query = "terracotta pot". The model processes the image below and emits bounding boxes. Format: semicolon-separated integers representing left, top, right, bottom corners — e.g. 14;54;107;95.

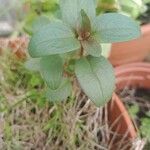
108;94;137;141
108;62;150;145
109;24;150;66
115;62;150;89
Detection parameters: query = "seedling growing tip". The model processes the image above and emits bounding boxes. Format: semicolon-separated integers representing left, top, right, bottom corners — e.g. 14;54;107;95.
26;0;140;106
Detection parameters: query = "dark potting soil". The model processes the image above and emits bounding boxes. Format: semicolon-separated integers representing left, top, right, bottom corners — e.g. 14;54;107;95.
138;3;150;25
135;88;150;119
117;87;150;124
117;87;150;149
117;88;150;128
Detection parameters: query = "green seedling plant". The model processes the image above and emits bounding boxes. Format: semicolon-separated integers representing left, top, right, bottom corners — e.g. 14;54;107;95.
26;0;140;107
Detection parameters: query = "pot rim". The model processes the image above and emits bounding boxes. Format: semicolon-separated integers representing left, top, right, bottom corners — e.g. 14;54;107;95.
109;62;150;140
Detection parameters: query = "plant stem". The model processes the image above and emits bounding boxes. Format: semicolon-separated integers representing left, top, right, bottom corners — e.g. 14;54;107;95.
80;44;84;56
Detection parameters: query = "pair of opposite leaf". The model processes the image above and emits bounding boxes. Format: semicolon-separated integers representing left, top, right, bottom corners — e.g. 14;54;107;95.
26;0;140;106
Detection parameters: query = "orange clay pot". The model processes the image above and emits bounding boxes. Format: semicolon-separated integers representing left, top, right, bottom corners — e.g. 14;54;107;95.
109;24;150;66
108;62;150;145
108;93;137;138
115;62;150;90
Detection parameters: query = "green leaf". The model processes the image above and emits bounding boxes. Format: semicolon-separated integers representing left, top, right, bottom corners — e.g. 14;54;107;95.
60;0;79;28
75;56;115;106
140;118;150;140
25;58;41;71
24;15;50;35
65;59;76;74
28;21;80;58
79;0;96;20
78;9;92;32
60;0;96;28
128;104;139;119
40;55;63;90
23;12;37;35
93;13;141;43
32;16;50;34
46;79;72;102
81;37;101;57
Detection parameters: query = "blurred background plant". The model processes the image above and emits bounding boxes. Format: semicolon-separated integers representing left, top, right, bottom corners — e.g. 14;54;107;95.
97;0;150;22
23;0;60;35
0;0;59;37
0;0;24;36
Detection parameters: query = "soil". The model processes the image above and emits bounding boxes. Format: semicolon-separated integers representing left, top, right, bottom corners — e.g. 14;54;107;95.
135;88;150;120
117;87;150;149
